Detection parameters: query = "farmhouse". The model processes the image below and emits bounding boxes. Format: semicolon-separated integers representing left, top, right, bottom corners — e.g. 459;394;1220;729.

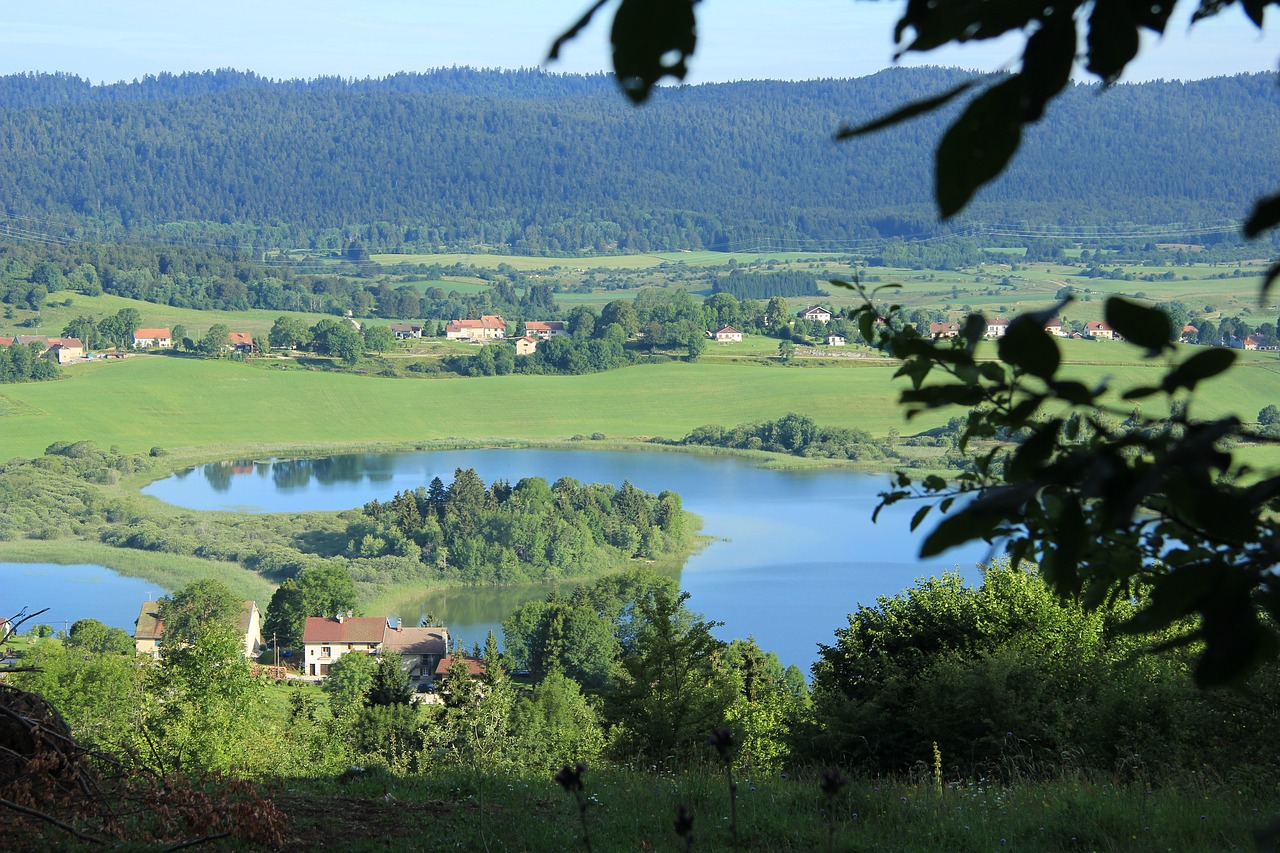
133;599;264;660
389;323;423;339
1;336;84;362
798;306;833;324
227;332;254;354
929;322;961;338
514;335;538;355
133;328;172;349
1181;325;1199;344
1044;318;1066;337
525;321;567;340
711;326;743;343
381;622;451;682
827;333;846;346
434;654;488;680
301;614;386;676
985;318;1010;338
446;315;507;341
1085;321;1116;340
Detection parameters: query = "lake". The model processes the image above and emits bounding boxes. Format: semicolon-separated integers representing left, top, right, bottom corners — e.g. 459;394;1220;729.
0;563;161;635
142;448;990;671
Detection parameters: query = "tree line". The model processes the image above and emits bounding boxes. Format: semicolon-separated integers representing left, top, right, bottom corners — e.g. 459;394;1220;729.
0;69;1274;253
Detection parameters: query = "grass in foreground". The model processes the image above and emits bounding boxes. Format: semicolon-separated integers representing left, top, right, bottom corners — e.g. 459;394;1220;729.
274;764;1273;851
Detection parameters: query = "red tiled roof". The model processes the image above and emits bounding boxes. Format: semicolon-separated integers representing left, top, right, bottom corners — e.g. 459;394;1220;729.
228;332;252;346
134;328;170;339
435;654;487;677
302;616;387;644
525;321;565;332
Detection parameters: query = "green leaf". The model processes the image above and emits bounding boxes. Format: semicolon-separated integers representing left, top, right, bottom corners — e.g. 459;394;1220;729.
836;79;979;139
1047;379;1098;405
1160;348;1237;395
1244;193;1280;239
935;78;1023;219
610;0;698;104
998;314;1061;379
920;509;997;557
1121;386;1160;401
1104;296;1171;356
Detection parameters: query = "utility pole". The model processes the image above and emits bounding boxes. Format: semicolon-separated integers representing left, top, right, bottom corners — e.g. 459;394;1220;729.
273;632;279;669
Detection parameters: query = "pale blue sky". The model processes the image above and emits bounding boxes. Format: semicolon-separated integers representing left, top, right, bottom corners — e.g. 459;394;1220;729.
0;0;1275;84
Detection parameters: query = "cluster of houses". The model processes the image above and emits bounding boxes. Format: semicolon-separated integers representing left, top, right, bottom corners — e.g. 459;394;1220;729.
0;335;85;363
133;328;255;353
133;600;481;690
928;318;1120;341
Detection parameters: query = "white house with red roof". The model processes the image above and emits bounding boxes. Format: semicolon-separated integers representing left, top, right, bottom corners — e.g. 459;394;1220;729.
525;321;567;340
985;318;1010;338
133;328;172;349
711;326;743;343
227;332;254;354
445;315;507;341
514;336;538;356
929;322;961;338
301;615;452;682
798;305;833;324
1085;321;1116;340
1044;318;1066;337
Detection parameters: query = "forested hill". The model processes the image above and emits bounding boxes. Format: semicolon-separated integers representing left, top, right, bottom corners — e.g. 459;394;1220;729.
0;67;1274;254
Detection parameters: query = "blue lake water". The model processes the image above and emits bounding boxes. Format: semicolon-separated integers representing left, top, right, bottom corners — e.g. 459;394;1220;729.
142;449;992;671
0;563;161;634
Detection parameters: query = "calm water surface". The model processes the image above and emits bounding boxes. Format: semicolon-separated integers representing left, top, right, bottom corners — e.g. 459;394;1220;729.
0;563;160;634
144;449;990;670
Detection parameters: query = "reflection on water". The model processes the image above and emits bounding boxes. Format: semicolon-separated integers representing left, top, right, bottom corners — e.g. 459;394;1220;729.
144;448;990;670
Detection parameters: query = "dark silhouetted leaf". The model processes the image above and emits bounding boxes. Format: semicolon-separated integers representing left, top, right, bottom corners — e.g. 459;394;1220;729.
896;0;1043;52
1086;0;1141;83
610;0;698;104
1105;296;1171;356
1262;261;1280;305
1160;348;1237;394
836;79;979;139
1019;16;1076;121
1121;386;1160;400
998;315;1061;379
1244;192;1280;238
920;509;997;557
936;78;1022;218
910;504;931;531
1007;421;1061;481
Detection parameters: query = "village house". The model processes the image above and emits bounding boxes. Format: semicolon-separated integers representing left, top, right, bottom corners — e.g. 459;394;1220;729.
1085;321;1116;340
827;333;846;346
928;322;961;338
1181;325;1199;344
985;318;1010;338
1244;335;1264;351
1044;318;1066;337
524;321;567;340
301;615;453;684
514;335;538;356
389;323;423;339
381;622;451;683
0;336;84;363
300;614;386;676
445;315;507;341
797;305;833;324
711;326;743;343
133;599;264;660
132;328;172;349
227;332;254;354
434;653;488;681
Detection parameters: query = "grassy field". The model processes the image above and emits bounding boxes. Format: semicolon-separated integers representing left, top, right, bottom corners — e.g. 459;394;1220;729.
0;292;339;341
3;344;1280;464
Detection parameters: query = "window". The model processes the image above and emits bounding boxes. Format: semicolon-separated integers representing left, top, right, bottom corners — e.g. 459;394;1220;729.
321;646;332;657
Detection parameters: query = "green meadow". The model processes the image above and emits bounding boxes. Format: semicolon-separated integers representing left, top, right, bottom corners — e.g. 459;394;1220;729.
373;250;827;270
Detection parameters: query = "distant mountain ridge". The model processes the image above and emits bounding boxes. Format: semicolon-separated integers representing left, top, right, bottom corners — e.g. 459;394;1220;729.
0;67;1274;254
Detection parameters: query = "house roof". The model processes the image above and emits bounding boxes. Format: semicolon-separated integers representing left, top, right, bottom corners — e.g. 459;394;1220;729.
928;323;960;335
135;601;164;640
1085;321;1112;330
1183;325;1198;333
448;315;506;330
134;328;170;339
14;335;51;347
228;332;252;346
525;321;565;332
302;615;386;644
435;654;487;677
383;626;450;657
988;318;1010;327
1044;318;1063;327
389;323;422;333
714;326;742;335
799;305;831;316
49;337;82;348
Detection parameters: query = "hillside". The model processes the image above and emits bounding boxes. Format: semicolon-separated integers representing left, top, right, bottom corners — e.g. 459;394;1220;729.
0;68;1275;253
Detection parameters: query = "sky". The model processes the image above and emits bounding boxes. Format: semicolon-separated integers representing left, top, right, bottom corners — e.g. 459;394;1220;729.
0;0;1276;85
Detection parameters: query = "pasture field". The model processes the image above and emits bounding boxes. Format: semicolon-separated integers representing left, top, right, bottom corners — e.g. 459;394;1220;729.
3;345;1280;466
0;292;338;341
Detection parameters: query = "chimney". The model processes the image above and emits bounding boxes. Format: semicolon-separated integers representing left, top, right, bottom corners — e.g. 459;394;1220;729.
347;609;353;618
336;612;344;623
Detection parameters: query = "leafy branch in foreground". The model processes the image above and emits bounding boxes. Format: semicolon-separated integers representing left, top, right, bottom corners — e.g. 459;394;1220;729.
840;277;1280;686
